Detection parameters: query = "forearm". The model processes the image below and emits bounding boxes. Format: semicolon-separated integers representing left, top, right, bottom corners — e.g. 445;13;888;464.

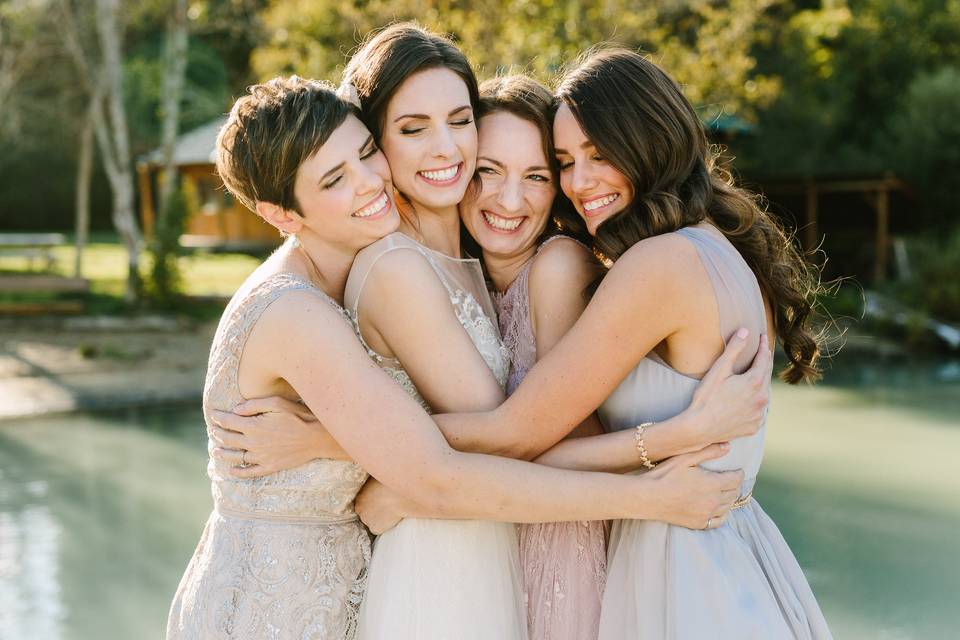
400;449;664;523
533;408;711;472
433;408;583;460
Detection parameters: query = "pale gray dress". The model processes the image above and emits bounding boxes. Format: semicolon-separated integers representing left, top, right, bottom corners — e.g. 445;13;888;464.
167;270;371;640
597;226;832;640
347;232;528;640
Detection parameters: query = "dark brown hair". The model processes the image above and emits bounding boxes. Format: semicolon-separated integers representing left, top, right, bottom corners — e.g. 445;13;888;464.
556;48;823;383
467;74;588;255
342;23;480;144
216;76;355;213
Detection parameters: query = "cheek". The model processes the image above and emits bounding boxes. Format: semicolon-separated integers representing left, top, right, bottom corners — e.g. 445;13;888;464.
381;135;416;182
458;127;479;167
559;172;575;201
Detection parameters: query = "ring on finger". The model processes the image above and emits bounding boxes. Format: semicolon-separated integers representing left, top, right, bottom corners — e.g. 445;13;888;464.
704;517;714;530
241;449;248;466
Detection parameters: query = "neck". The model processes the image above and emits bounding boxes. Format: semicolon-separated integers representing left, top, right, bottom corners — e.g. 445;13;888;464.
484;244;538;293
290;232;355;305
399;201;462;258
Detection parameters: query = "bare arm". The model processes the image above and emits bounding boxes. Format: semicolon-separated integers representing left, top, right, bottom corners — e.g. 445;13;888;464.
358;248;505;412
435;235;770;461
212;291;743;526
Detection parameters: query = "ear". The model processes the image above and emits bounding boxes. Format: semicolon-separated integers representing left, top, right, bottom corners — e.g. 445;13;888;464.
255;201;304;234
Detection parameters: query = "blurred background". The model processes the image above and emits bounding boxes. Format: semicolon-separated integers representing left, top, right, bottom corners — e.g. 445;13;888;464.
1;1;958;638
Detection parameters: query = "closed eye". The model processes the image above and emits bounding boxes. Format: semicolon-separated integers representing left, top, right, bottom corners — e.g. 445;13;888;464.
323;175;342;190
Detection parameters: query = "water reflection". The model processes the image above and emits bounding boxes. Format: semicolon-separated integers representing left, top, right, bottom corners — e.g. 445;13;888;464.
0;357;957;639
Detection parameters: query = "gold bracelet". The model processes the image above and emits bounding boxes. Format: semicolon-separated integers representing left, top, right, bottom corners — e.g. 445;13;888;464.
635;422;657;469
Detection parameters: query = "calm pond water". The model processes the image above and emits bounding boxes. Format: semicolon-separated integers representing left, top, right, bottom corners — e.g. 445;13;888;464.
1;352;958;639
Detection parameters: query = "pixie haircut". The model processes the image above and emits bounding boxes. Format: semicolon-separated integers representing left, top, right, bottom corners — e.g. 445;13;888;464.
216;76;356;213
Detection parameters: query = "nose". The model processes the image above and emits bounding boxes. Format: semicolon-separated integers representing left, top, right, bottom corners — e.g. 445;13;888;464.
354;160;383;198
431;124;457;159
496;176;524;214
571;162;597;195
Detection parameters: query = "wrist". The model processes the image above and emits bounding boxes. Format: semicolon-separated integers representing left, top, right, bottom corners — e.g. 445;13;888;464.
671;405;708;455
625;473;662;521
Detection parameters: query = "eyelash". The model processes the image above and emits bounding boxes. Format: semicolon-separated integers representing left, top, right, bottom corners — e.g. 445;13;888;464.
400;118;474;136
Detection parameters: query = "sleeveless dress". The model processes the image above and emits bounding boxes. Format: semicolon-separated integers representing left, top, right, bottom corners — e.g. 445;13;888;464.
167;270;371;640
492;236;608;640
596;226;832;639
347;232;528;640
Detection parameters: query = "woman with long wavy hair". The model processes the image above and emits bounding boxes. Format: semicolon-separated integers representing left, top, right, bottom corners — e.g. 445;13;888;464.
551;48;832;639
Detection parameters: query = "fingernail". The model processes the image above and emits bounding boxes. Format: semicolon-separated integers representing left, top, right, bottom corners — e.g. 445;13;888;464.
736;328;749;339
720;442;731;450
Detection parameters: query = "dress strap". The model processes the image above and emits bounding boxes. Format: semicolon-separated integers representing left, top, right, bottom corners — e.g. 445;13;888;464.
675;226;767;371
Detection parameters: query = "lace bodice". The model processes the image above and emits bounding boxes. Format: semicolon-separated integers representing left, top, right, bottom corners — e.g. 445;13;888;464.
204;272;369;518
344;232;510;411
168;264;371;640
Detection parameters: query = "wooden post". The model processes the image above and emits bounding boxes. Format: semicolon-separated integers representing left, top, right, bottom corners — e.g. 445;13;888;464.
804;180;818;253
138;165;155;240
874;188;890;282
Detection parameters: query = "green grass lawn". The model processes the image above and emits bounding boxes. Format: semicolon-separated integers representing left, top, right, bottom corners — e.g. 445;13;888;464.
0;235;264;316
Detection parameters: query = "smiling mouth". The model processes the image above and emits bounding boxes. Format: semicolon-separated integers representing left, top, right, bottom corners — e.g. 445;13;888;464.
581;193;620;216
351;190;391;220
417;163;462;186
481;210;524;232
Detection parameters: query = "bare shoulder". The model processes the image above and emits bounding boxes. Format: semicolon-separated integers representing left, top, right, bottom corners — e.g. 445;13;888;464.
607;231;702;283
257;289;353;341
362;242;444;300
529;236;596;293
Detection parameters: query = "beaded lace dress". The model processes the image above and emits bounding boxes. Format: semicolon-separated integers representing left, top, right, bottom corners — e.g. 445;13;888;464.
167;269;371;640
492;235;608;640
345;232;528;640
596;226;832;640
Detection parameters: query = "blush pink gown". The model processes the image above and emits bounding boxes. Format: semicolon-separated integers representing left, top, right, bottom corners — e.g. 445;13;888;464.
493;236;608;640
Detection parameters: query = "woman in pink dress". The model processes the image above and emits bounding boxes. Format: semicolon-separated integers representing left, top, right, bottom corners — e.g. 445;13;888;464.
459;75;608;640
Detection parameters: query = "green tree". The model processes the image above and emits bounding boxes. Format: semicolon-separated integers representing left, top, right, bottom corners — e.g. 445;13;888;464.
250;0;783;123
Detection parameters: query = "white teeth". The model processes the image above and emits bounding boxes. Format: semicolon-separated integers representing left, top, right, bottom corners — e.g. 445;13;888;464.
353;191;389;218
583;193;619;211
419;165;459;182
482;211;522;231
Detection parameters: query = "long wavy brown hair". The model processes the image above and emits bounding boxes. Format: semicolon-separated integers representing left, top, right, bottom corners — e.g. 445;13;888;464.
556;48;823;384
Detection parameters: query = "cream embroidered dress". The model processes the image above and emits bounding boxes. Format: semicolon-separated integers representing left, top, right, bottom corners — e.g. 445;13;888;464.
596;226;832;640
167;267;371;640
347;232;528;640
493;236;607;640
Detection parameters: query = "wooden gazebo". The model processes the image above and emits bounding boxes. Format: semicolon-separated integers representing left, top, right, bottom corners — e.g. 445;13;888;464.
758;172;906;282
137;118;280;252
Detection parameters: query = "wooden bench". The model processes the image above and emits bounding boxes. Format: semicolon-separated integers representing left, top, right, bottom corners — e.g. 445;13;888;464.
0;233;67;270
0;234;90;313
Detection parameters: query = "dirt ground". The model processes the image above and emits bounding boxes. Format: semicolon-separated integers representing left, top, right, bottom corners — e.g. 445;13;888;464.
0;316;216;420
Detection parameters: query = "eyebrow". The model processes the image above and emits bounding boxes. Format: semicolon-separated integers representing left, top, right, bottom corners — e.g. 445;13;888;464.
478;156;550;173
319;135;375;182
553;140;595;155
393;105;473;123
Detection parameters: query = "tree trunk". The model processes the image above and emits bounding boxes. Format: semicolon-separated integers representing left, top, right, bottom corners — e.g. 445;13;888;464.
94;0;142;301
158;0;189;217
74;99;95;279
